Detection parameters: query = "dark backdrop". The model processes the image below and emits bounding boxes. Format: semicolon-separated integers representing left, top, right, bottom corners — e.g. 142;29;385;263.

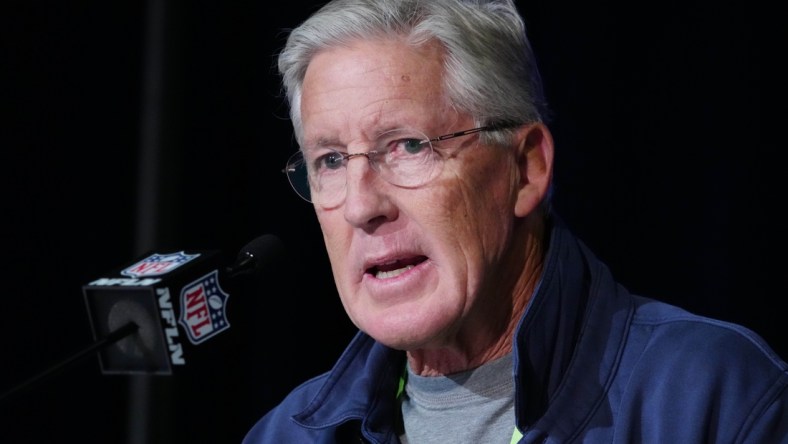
1;1;783;443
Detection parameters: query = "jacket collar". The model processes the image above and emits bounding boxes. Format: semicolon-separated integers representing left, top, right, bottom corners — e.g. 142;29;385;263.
292;332;406;441
514;214;634;437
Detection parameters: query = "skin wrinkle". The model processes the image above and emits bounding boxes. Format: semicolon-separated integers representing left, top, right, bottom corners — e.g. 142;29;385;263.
408;138;525;375
301;37;550;377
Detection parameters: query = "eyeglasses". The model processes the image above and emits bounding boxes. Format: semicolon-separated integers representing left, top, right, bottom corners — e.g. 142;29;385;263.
283;125;510;208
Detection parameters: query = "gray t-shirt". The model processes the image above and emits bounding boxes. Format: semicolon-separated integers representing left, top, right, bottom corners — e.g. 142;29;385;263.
399;353;516;443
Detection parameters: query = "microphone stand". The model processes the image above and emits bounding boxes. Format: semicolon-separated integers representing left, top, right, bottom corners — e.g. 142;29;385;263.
0;321;138;402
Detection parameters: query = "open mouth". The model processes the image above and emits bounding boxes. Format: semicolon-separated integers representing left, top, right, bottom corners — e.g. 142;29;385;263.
366;256;428;279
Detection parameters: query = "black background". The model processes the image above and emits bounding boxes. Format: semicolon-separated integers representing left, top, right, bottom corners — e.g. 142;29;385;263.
1;1;784;443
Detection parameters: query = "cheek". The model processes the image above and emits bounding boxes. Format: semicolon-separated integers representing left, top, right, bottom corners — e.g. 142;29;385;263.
316;209;352;276
443;154;517;241
452;163;518;302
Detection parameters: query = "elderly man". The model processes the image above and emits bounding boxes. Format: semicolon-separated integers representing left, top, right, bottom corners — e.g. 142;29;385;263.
244;1;788;442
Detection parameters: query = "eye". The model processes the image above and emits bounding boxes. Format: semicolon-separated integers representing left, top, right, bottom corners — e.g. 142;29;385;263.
375;129;433;166
315;151;345;171
401;138;428;155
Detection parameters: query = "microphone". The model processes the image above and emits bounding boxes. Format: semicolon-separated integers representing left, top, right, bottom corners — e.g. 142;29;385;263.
226;234;286;278
0;234;284;402
81;234;285;376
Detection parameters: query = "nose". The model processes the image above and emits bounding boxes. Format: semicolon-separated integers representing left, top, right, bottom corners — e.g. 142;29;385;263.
342;154;397;228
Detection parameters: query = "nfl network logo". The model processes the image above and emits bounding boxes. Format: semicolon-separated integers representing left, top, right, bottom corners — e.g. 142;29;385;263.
121;251;201;278
179;270;230;345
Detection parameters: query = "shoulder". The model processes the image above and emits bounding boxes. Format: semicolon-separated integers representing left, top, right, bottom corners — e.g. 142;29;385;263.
619;296;788;435
629;294;786;373
600;296;788;440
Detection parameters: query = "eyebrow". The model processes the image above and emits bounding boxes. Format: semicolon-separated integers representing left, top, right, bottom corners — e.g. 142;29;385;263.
303;136;345;153
304;124;429;152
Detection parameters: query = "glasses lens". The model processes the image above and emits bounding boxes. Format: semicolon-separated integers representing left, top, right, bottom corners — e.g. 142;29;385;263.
284;152;312;202
285;149;348;207
283;128;441;206
376;128;436;188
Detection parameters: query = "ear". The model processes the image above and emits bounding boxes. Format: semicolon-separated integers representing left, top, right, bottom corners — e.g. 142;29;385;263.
513;123;554;217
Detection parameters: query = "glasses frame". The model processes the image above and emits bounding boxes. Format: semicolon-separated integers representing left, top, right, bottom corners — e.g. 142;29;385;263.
283;124;517;205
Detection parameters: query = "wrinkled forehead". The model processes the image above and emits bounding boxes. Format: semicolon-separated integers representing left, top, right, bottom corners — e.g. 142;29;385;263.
299;38;460;146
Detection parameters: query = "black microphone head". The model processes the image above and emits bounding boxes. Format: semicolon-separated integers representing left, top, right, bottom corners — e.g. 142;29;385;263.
228;234;285;277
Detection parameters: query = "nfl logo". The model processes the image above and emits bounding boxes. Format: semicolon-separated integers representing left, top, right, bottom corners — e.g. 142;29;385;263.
121;251;201;278
178;270;230;344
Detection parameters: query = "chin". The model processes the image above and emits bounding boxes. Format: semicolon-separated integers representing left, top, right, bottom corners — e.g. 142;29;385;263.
370;332;428;351
360;310;451;351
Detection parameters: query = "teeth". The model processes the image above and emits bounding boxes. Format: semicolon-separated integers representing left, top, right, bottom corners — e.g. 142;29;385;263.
375;264;414;279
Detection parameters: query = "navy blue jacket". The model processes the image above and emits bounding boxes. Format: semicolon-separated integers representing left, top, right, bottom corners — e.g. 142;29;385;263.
243;217;788;443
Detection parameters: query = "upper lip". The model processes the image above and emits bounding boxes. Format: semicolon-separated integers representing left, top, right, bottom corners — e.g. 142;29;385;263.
361;251;428;275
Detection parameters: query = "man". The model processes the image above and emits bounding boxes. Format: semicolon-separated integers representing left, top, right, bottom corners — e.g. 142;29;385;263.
244;0;788;442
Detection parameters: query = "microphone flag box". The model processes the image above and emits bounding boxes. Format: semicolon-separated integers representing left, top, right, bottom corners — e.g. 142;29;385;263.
83;249;231;375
